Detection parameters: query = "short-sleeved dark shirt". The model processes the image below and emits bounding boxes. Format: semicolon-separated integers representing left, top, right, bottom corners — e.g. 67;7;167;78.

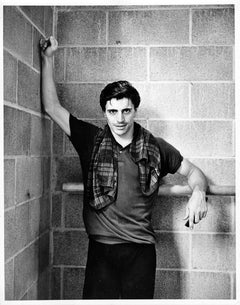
69;114;183;244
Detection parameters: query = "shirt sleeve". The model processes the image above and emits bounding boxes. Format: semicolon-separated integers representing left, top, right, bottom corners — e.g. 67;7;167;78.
68;113;100;155
157;137;183;178
68;113;100;178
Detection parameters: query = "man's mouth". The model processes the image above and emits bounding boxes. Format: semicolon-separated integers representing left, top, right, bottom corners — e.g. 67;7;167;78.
115;124;126;128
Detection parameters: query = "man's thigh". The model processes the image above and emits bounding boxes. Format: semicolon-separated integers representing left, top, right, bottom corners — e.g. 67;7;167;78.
82;239;120;299
120;243;156;299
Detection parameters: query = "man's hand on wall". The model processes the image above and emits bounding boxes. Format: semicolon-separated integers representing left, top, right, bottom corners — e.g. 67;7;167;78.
39;36;58;58
184;189;208;230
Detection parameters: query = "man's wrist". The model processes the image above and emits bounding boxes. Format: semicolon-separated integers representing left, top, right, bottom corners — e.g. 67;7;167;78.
192;186;208;201
192;186;206;196
42;55;54;66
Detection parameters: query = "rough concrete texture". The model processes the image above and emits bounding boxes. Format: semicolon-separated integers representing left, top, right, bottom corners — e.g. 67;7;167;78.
4;51;17;103
149;120;233;157
4;6;32;65
192;8;234;45
191;83;235;119
4;159;15;209
63;268;85;299
56;83;105;118
150;46;233;81
17;61;41;112
53;230;88;266
4;106;31;156
57;10;106;45
109;10;189;45
65;47;147;82
4;6;53;300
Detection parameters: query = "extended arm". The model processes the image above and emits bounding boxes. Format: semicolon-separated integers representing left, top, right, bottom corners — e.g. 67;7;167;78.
177;158;208;229
40;36;70;136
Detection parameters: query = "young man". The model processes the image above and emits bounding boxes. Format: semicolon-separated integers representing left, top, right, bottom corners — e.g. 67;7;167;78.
40;36;208;299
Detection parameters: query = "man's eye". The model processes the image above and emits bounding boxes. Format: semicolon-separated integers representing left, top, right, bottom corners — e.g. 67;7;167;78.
123;109;131;114
108;110;117;114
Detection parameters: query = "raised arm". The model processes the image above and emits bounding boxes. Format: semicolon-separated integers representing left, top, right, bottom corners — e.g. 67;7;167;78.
40;36;70;136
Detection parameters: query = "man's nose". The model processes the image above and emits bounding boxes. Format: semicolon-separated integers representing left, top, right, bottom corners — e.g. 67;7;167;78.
117;111;124;122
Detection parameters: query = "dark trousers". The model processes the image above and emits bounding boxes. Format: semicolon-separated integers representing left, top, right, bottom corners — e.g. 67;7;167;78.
83;239;156;299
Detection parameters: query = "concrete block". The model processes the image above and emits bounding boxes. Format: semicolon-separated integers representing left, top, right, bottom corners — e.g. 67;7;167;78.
64;194;84;228
109;10;189;45
44;6;53;36
33;28;42;71
5;202;37;257
38;232;50;274
4;50;17;103
4;106;31;156
192;234;235;271
191;83;235;119
155;232;190;269
53;122;63;155
42;157;51;194
189;158;235;186
14;241;39;300
137;83;189;119
57;10;106;45
52;156;82;191
65;47;147;81
53;230;88;266
5;259;14;300
4;159;15;209
4;6;32;65
18;61;41;112
29;198;41;241
52;193;62;228
20;6;45;32
189;271;231;299
192;8;234;45
51;267;61;299
30;115;51;156
148;120;233;157
56;83;105;118
4;209;16;260
14;203;30;252
63;267;85;299
54;47;65;82
154;270;189;299
150;46;233;81
16;157;43;203
152;196;189;231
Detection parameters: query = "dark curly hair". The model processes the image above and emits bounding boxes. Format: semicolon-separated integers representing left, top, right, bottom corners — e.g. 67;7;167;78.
100;80;141;111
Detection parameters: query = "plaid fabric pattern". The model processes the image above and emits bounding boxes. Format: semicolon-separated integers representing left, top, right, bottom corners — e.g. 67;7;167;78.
86;122;161;210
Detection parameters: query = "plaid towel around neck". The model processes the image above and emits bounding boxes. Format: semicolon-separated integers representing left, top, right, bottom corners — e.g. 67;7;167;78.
86;122;161;210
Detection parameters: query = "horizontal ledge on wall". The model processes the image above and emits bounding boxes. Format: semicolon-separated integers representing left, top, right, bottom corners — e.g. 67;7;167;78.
62;183;235;196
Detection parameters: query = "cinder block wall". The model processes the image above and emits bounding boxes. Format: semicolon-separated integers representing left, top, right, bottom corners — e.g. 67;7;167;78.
51;5;235;299
4;6;53;300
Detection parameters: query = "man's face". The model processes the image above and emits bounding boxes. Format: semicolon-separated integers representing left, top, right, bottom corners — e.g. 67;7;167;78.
104;98;137;139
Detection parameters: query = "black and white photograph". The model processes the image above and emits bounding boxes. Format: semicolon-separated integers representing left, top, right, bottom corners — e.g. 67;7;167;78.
2;1;239;303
